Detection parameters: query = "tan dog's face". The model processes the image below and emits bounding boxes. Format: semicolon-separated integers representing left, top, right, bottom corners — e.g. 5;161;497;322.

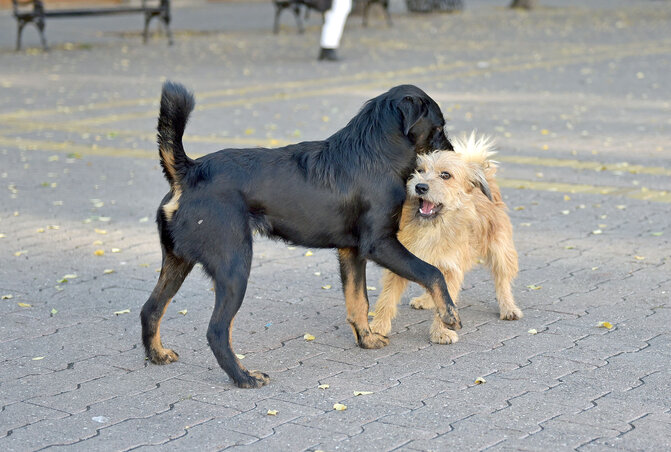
406;151;478;220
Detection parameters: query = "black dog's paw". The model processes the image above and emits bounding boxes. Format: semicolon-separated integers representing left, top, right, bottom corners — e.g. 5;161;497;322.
440;307;462;330
148;347;179;365
359;332;389;349
235;370;270;389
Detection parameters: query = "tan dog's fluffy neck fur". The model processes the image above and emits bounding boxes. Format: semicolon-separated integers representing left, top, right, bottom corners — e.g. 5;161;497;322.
371;132;522;344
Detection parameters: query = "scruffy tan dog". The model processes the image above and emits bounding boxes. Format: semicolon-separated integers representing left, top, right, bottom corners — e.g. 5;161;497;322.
370;132;522;345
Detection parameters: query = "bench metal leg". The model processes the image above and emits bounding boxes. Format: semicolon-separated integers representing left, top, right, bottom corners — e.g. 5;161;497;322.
292;4;304;34
16;20;26;51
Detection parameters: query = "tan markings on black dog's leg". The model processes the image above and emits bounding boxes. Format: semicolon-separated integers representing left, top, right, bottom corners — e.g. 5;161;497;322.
338;248;389;349
141;253;194;364
370;270;408;336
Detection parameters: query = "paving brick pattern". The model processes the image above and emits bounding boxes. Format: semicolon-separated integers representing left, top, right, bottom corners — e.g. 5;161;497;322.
0;0;670;450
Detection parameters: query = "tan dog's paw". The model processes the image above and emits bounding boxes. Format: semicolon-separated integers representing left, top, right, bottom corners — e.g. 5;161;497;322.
148;347;179;365
370;317;392;336
359;332;389;349
500;306;523;320
410;294;435;310
430;317;459;344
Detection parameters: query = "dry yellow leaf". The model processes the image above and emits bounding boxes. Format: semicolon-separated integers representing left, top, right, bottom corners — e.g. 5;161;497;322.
18;302;32;308
95;228;107;235
368;311;376;317
598;321;613;329
353;391;373;396
178;309;188;315
592;229;603;235
541;129;549;135
318;384;330;389
514;206;525;211
321;285;332;290
32;356;45;361
36;228;45;233
267;410;278;416
528;329;538;335
634;256;645;261
103;269;115;274
564;195;571;201
14;250;26;257
111;248;121;253
313;272;321;276
0;233;6;238
526;284;542;290
333;403;347;411
236;353;245;359
474;377;486;384
114;309;130;315
94;249;105;256
93;240;103;246
366;286;377;291
304;333;315;341
1;294;13;300
304;250;314;257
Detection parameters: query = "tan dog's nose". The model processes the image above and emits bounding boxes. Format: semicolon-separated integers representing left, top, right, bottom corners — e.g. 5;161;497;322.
415;183;429;195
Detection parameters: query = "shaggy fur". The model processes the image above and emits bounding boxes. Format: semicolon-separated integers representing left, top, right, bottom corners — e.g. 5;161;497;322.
141;81;462;388
370;132;522;344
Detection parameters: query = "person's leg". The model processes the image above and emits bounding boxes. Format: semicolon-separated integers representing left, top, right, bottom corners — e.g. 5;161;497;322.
319;0;352;60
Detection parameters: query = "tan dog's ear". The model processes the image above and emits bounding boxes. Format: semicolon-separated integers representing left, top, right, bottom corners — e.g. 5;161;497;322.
468;163;492;201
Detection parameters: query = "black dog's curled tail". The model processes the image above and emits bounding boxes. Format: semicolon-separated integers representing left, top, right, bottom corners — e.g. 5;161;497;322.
157;81;195;189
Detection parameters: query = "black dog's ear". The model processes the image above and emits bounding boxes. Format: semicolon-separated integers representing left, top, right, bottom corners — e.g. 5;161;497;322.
398;96;428;136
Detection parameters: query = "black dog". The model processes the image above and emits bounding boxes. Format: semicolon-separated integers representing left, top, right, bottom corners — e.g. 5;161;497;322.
141;82;462;388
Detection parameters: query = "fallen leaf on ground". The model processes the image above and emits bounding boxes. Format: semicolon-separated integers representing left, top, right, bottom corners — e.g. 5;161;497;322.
313;272;321;276
58;274;78;283
598;321;613;329
333;403;347;411
267;410;278;416
1;294;13;300
366;286;376;291
178;309;187;315
103;269;115;274
18;302;32;308
634;256;645;260
14;250;26;257
32;356;44;361
592;229;603;235
95;228;107;234
235;353;245;359
528;329;538;335
368;311;376;317
94;249;105;256
526;284;542;290
318;384;330;389
321;285;332;290
651;232;663;236
304;250;313;257
50;308;58;316
354;391;373;396
114;309;130;315
304;333;315;341
111;248;121;253
474;377;486;384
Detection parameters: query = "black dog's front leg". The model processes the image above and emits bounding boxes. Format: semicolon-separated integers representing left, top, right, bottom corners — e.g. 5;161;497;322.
366;237;462;330
338;248;389;349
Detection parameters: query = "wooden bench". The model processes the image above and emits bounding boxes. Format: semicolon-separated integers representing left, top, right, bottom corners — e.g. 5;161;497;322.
11;0;173;51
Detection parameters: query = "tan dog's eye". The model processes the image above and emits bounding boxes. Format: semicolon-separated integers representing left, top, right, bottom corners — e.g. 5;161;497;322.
440;172;451;180
417;169;425;174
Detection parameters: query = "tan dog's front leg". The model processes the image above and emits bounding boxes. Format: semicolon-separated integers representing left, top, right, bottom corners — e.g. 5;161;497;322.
370;270;408;336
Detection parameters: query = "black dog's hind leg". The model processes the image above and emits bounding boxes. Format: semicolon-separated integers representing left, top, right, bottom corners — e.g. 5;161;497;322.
141;251;194;364
203;215;269;388
367;237;462;330
338;248;389;349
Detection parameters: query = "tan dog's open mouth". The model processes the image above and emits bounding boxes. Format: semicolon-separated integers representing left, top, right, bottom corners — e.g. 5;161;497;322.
418;198;443;219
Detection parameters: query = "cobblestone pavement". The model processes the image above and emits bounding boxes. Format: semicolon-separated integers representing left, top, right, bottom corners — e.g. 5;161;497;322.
1;0;670;450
